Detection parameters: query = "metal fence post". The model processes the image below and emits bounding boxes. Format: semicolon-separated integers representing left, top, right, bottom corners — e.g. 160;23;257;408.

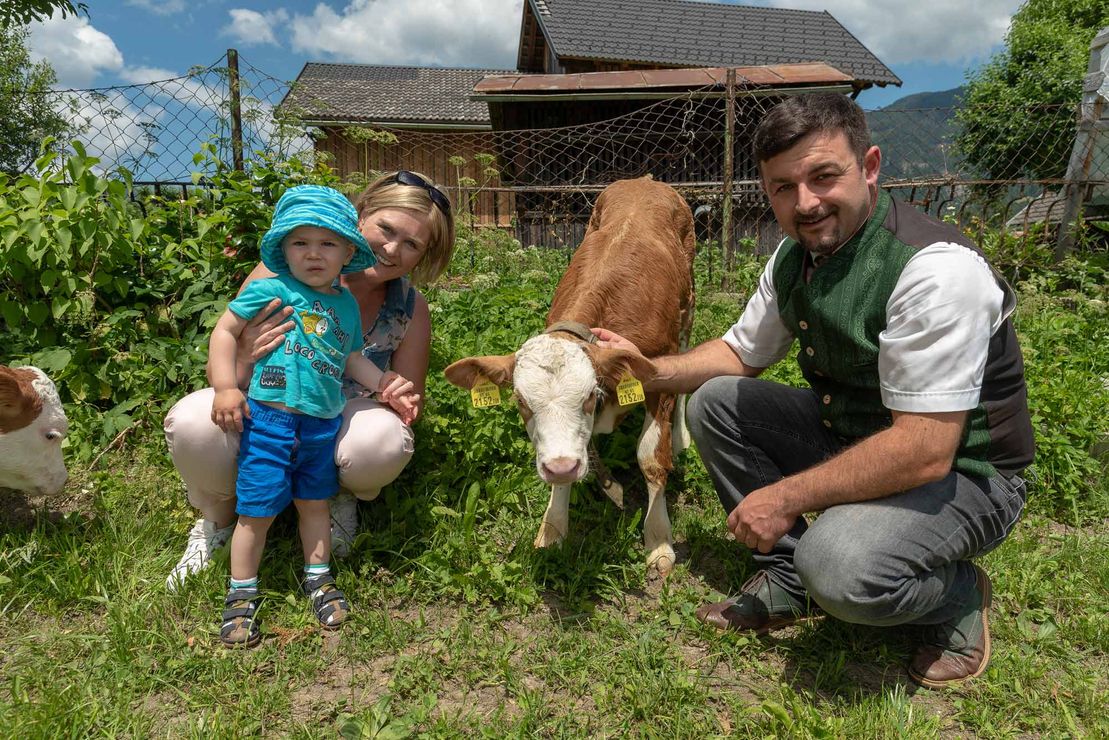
227;48;245;173
721;68;736;289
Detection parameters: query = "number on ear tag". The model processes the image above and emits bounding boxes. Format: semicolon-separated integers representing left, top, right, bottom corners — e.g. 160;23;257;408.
616;373;645;407
470;376;502;408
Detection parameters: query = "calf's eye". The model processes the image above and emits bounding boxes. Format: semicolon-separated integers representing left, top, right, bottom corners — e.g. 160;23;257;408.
45;430;63;441
582;393;598;415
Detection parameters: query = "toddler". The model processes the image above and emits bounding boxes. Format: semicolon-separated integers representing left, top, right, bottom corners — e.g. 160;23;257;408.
208;185;418;647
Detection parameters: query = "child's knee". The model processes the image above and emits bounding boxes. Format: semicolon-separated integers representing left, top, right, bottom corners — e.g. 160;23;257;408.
293;498;329;515
236;514;276;532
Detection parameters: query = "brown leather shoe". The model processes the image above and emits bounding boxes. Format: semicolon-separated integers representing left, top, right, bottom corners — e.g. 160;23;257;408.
909;564;993;688
696;570;821;634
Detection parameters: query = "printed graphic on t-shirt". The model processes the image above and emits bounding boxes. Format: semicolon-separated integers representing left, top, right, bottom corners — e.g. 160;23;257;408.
302;302;348;362
259;365;286;389
301;311;328;336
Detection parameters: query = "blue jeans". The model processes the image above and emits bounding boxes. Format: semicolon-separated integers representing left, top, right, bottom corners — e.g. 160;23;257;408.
687;376;1027;626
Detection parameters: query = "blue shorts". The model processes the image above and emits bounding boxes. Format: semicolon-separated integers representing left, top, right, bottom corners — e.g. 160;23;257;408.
235;399;343;518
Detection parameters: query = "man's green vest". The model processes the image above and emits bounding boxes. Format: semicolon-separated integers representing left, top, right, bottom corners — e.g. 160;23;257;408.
772;190;1034;480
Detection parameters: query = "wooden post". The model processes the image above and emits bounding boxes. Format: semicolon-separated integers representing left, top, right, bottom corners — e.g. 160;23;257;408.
227;48;245;173
1056;96;1104;261
721;68;736;288
1055;27;1109;260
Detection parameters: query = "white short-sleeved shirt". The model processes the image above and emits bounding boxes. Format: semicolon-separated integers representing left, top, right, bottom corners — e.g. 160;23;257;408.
721;240;1013;413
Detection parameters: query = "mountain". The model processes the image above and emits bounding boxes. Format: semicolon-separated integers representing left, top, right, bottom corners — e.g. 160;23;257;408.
879;86;966;111
867;87;966;180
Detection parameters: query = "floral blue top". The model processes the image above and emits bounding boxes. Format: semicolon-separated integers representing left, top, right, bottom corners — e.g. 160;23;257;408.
341;276;417;399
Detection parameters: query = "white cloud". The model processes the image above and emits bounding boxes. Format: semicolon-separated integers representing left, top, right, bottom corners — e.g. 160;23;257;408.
288;0;522;68
56;94;165;174
118;66;181;84
759;0;1022;66
223;8;291;46
119;66;228;111
125;0;188;15
26;12;123;88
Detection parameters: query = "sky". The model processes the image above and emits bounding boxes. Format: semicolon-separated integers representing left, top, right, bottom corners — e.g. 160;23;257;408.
25;0;1025;108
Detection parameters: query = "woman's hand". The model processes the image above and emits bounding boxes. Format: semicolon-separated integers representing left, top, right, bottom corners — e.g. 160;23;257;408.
386;391;421;426
237;298;295;365
379;371;420;425
378;370;415;399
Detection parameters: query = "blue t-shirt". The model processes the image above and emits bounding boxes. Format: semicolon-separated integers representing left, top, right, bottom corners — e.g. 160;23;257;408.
228;274;363;418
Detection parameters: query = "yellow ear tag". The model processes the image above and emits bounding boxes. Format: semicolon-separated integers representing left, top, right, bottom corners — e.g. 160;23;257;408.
470;376;502;408
616;373;645;407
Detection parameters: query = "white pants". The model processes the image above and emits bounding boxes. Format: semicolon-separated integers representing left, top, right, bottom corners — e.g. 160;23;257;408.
164;388;415;524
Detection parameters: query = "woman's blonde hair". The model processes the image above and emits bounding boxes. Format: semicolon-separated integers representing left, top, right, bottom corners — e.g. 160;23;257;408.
353;171;455;285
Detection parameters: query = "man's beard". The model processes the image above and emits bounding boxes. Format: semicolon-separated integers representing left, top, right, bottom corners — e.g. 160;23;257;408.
794;209;841;256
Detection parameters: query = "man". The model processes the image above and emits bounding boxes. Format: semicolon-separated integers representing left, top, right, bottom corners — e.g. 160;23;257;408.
594;93;1033;687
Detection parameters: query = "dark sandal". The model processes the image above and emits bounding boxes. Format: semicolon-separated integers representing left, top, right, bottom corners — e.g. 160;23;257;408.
302;574;350;629
220;589;261;648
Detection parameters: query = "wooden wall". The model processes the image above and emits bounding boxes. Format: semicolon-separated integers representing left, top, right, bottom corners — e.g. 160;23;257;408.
314;126;514;228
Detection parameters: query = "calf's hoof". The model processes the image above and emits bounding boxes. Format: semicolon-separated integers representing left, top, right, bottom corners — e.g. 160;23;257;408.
646;543;676;577
533;521;566;549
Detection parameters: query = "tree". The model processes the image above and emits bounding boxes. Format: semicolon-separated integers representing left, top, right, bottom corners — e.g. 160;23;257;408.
0;1;87;28
955;0;1109;181
0;23;70;175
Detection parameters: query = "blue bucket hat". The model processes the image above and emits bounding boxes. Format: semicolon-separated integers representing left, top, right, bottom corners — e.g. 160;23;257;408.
259;185;375;275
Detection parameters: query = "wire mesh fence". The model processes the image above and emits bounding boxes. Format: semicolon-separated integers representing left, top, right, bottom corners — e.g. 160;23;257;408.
32;51;1109;264
36;53;308;185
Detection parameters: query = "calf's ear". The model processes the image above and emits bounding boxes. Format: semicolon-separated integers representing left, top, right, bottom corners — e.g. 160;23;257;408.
444;355;516;389
0;370;19;414
590;347;658;387
0;368;39;432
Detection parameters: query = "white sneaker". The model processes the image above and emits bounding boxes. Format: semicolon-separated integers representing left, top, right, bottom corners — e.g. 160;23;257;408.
330;491;359;558
166;518;234;591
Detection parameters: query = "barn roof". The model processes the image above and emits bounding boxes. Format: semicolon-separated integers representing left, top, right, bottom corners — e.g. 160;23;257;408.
278;63;513;128
523;0;900;87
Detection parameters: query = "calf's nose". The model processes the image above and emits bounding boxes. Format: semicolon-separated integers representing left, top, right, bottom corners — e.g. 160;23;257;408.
541;457;582;482
39;470;67;496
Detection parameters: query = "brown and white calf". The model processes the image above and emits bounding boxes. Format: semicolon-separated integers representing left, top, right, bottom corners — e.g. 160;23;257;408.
445;176;695;575
0;365;68;496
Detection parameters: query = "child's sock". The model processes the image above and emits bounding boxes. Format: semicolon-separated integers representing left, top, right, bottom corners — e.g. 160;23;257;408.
229;576;259;594
304;562;330;582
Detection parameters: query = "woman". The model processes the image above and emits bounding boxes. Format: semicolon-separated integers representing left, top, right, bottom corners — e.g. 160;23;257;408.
165;170;454;590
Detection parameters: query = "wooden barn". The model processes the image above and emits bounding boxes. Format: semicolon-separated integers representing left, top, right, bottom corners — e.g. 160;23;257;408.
276;64;515;227
277;0;899;248
472;63;860;251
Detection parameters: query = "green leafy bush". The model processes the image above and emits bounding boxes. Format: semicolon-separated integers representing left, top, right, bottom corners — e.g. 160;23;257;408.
0;142;336;459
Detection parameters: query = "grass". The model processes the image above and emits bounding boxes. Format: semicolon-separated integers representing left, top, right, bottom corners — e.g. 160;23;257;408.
1;233;1107;737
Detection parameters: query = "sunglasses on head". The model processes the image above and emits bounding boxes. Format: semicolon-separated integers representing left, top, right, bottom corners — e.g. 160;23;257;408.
394;170;451;216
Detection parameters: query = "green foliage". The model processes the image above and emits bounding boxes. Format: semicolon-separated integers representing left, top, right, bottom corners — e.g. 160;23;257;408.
0;24;70;175
339;126;398;190
449;152;501;233
976;223;1109;522
0;142;337;459
955;0;1109;180
1017;293;1109;522
0;0;86;28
